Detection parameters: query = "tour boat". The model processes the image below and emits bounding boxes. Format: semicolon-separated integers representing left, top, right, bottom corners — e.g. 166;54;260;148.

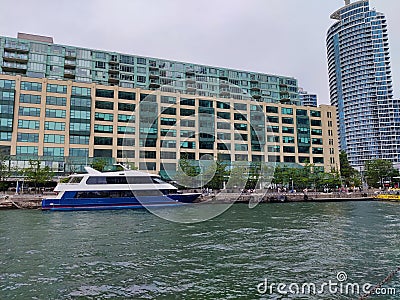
376;188;400;202
42;166;201;211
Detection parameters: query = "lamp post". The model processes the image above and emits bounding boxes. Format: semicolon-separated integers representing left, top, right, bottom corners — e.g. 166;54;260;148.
289;177;294;192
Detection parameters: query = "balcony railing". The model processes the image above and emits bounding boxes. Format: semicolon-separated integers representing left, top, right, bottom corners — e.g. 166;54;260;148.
3;52;28;62
4;42;29;52
2;61;28;70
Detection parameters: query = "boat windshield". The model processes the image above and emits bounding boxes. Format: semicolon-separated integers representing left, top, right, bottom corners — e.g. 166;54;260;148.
68;176;83;184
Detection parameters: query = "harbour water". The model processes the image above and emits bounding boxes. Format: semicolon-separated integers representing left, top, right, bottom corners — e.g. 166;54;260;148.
1;201;399;299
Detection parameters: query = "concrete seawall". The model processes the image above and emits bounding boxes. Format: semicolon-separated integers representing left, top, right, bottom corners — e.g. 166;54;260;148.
201;192;376;204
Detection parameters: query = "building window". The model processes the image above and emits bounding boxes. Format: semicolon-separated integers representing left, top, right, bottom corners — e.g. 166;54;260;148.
118;126;135;135
94;137;113;145
311;129;322;136
312;148;324;155
95;101;114;110
281;107;293;115
180;98;195;106
235;144;248;151
96;89;114;98
17;133;39;143
95;112;114;121
44;134;65;144
313;157;324;164
282;117;294;124
180;141;196;149
217;101;230;109
266;106;278;114
181;108;195;117
43;147;64;157
283;146;295;153
268;155;281;162
118;91;136;100
311;119;322;126
161;96;176;104
199;100;213;108
310;110;321;117
20;94;41;104
267;126;279;133
45;121;65;131
117;138;135;146
217;122;230;130
118;103;136;111
117;150;135;158
18;120;39;129
267;146;280;152
161;140;176;148
161;129;177;137
18;107;40;117
94;124;113;133
234;103;247;111
47;84;67;94
46;109;66;118
0;91;15;101
217;132;231;140
234;123;247;131
70;123;90;134
0;80;15;90
160;151;176;159
71;97;91;108
161;107;176;115
16;146;38;155
72;86;91;97
284;156;296;163
299;156;310;163
296;109;308;116
160;118;176;126
70;136;89;145
69;148;89;157
267;116;279;123
235;154;248;161
282;136;294;143
70;110;90;120
21;82;42;92
0;132;12;141
46;96;66;106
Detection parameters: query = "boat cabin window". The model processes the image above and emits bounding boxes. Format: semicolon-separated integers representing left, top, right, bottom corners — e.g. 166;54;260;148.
86;176;167;185
75;189;174;198
68;176;83;183
152;177;167;184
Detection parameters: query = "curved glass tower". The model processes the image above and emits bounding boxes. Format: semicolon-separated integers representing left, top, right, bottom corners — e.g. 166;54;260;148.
327;0;400;169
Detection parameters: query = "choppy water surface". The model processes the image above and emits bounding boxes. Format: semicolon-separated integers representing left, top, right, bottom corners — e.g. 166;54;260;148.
1;201;400;299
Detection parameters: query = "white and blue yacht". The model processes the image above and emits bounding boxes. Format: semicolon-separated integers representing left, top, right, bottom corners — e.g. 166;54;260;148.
42;165;200;211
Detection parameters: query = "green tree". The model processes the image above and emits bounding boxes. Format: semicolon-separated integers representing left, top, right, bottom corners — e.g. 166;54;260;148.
364;159;399;188
226;163;249;190
174;159;200;188
203;160;228;190
23;160;54;191
91;158;108;172
339;151;360;186
0;154;11;192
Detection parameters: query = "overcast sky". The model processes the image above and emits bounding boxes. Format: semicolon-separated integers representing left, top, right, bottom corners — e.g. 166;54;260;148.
1;0;399;104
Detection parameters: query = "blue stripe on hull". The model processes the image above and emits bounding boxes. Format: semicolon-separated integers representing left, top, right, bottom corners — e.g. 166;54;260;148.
42;193;200;211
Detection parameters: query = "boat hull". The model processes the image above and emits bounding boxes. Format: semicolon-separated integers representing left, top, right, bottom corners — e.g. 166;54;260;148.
42;193;201;211
376;195;400;202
